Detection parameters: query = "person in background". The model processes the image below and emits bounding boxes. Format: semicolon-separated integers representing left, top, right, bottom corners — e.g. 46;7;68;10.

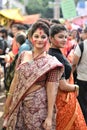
0;28;13;53
50;19;61;25
4;21;64;130
18;27;33;55
11;24;27;55
0;36;8;88
5;32;26;91
48;24;87;130
2;32;26;129
72;27;87;124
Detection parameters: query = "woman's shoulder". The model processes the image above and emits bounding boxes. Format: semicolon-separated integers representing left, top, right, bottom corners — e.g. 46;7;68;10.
47;54;63;67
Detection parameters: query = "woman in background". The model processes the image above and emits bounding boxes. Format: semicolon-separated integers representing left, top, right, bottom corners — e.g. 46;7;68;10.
48;24;87;130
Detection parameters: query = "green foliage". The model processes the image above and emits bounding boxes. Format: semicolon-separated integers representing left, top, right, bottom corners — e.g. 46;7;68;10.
25;0;54;18
19;0;24;4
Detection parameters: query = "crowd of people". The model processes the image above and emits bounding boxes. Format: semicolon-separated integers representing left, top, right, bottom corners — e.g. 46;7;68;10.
0;18;87;130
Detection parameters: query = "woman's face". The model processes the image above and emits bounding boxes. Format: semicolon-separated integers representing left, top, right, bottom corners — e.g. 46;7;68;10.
31;28;48;49
50;31;67;48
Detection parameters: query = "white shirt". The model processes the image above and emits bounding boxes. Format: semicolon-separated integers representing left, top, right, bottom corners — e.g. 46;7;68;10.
74;39;87;81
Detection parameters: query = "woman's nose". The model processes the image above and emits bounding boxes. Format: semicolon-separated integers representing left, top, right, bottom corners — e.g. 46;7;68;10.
38;37;42;41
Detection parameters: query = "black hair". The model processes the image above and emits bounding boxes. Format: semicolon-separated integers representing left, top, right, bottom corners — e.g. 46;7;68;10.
37;18;50;28
31;21;49;37
11;24;26;31
15;33;26;45
49;24;67;37
51;19;61;24
0;28;8;36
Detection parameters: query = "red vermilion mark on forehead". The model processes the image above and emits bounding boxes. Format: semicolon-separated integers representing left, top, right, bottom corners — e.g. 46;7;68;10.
38;27;42;30
38;28;43;35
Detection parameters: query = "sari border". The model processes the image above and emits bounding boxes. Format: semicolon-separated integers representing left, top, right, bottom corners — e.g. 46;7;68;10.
64;102;77;130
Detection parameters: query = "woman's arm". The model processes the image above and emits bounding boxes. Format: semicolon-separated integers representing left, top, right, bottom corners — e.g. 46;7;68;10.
72;54;80;73
43;67;59;130
59;78;79;96
46;82;58;118
4;72;18;117
43;82;58;130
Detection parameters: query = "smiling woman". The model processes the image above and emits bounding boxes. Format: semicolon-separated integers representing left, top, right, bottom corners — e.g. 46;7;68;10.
48;24;87;130
4;21;64;130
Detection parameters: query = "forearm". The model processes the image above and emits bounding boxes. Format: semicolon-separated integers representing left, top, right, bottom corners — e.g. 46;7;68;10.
46;82;57;119
59;79;76;92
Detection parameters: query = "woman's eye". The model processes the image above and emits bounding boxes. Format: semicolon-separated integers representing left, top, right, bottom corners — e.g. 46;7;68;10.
58;36;63;38
41;35;46;39
58;36;67;39
65;36;67;39
34;35;39;38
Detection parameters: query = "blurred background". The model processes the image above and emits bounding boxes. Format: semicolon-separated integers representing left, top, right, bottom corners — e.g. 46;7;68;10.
0;0;87;28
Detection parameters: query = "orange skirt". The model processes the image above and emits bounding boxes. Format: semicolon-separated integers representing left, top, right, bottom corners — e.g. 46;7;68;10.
56;90;87;130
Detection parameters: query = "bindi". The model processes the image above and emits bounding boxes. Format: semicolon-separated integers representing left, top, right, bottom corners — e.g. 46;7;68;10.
38;28;43;35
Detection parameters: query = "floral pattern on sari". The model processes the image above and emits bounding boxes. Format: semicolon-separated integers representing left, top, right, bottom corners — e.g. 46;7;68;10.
7;53;64;130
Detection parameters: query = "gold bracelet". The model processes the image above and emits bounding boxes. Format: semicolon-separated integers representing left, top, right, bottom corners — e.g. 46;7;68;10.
75;85;79;91
7;92;13;96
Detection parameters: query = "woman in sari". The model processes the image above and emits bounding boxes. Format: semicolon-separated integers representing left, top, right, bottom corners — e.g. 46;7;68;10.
48;24;87;130
4;22;64;130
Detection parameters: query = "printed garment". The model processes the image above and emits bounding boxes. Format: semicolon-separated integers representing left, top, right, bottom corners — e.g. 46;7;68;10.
7;52;63;130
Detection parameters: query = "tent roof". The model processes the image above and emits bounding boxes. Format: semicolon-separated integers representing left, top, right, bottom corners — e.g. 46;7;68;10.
17;14;41;24
0;9;23;21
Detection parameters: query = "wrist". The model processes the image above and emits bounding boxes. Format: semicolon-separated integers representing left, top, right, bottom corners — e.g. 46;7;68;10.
47;114;53;120
74;85;79;91
6;92;13;97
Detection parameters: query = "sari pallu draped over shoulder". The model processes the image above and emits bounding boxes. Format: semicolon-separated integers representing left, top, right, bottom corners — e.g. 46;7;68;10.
7;54;64;130
56;89;87;130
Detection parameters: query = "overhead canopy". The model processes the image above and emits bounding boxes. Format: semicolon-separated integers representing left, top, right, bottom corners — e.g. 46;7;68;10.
16;14;41;24
0;8;23;21
0;9;40;26
71;15;87;26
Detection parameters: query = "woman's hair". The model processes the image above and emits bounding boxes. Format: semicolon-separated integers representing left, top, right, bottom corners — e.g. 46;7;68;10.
49;24;67;37
15;33;26;45
30;21;49;37
50;19;61;24
37;18;50;28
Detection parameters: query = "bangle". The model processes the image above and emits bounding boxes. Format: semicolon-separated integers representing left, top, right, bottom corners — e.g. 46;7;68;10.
75;85;79;91
7;92;13;96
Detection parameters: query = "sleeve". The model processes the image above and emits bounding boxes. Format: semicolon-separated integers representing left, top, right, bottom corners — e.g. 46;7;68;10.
74;44;81;57
47;67;61;82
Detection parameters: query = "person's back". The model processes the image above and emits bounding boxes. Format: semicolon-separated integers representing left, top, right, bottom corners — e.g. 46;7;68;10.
18;39;33;55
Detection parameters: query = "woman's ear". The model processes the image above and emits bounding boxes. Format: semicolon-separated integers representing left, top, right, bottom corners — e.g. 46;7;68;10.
49;36;54;43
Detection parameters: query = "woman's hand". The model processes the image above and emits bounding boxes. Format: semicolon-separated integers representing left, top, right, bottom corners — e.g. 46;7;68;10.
43;117;52;130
